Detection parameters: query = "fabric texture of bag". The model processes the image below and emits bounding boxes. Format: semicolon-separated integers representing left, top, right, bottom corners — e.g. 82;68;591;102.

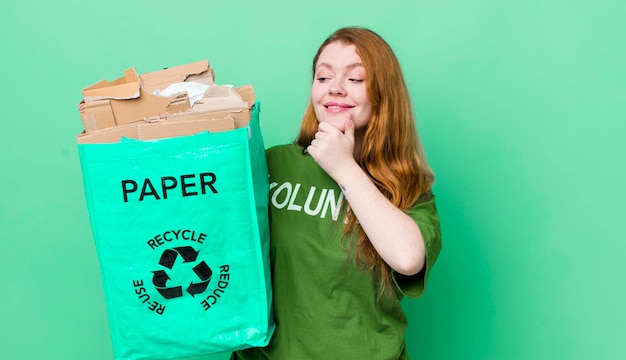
78;102;274;360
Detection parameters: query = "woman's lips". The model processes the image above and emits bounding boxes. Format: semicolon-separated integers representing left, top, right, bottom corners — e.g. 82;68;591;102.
324;102;354;112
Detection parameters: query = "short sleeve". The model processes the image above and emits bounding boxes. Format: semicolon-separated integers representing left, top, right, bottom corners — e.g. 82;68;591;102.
392;193;442;298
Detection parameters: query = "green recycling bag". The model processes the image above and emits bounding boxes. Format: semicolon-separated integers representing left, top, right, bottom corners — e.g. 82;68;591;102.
78;102;274;360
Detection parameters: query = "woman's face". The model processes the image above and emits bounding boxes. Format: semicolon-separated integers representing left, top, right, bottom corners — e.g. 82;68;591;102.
311;42;372;133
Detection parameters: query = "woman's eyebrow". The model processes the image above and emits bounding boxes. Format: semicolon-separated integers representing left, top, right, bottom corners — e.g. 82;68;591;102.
315;62;364;71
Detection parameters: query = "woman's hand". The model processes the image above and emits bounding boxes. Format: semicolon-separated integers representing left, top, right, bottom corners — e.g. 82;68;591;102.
307;115;357;179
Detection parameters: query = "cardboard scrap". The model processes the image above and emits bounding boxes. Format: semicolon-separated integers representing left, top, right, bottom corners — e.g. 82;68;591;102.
76;60;256;144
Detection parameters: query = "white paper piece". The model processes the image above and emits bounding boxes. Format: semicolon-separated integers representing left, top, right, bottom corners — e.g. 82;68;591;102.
154;82;210;107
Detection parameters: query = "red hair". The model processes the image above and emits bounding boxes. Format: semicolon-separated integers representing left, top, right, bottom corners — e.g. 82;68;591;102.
296;27;434;294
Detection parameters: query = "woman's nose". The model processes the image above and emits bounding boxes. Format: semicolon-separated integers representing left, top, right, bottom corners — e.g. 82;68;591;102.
329;86;345;95
329;80;345;95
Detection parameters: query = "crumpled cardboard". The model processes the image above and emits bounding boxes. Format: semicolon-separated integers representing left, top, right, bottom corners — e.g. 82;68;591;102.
79;60;215;132
76;60;256;144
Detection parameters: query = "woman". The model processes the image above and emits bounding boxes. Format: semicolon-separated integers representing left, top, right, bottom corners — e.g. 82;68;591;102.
233;26;441;359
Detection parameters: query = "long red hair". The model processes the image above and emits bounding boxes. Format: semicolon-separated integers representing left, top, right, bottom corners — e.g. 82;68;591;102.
296;27;434;294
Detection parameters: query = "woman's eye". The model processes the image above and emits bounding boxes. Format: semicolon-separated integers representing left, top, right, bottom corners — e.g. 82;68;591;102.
349;78;364;83
316;77;330;82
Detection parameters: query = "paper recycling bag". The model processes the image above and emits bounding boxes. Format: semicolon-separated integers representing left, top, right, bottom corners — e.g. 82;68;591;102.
78;102;274;359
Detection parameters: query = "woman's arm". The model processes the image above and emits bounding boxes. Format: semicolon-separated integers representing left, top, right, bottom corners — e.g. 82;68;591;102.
307;119;426;275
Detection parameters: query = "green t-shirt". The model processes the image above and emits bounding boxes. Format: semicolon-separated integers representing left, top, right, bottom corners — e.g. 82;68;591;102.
234;144;441;360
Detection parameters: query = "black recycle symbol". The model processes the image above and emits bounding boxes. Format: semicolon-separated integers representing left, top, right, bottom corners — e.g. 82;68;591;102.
152;246;213;299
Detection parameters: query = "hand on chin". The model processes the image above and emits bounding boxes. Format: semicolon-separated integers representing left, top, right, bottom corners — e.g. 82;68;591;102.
319;114;350;133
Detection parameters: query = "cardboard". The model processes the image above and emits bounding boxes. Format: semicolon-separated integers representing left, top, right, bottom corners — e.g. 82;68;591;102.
82;68;141;102
76;118;236;144
79;60;215;132
76;85;256;144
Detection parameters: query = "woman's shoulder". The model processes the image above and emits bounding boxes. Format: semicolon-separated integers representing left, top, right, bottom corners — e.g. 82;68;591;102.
266;143;305;158
265;143;319;176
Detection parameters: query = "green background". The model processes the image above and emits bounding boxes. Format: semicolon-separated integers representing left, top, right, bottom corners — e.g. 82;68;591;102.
1;0;624;359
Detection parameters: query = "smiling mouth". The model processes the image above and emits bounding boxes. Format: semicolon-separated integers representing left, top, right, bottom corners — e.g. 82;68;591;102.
324;103;354;110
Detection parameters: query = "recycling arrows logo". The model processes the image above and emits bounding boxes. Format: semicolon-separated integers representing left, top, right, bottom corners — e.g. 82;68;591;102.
152;246;213;299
